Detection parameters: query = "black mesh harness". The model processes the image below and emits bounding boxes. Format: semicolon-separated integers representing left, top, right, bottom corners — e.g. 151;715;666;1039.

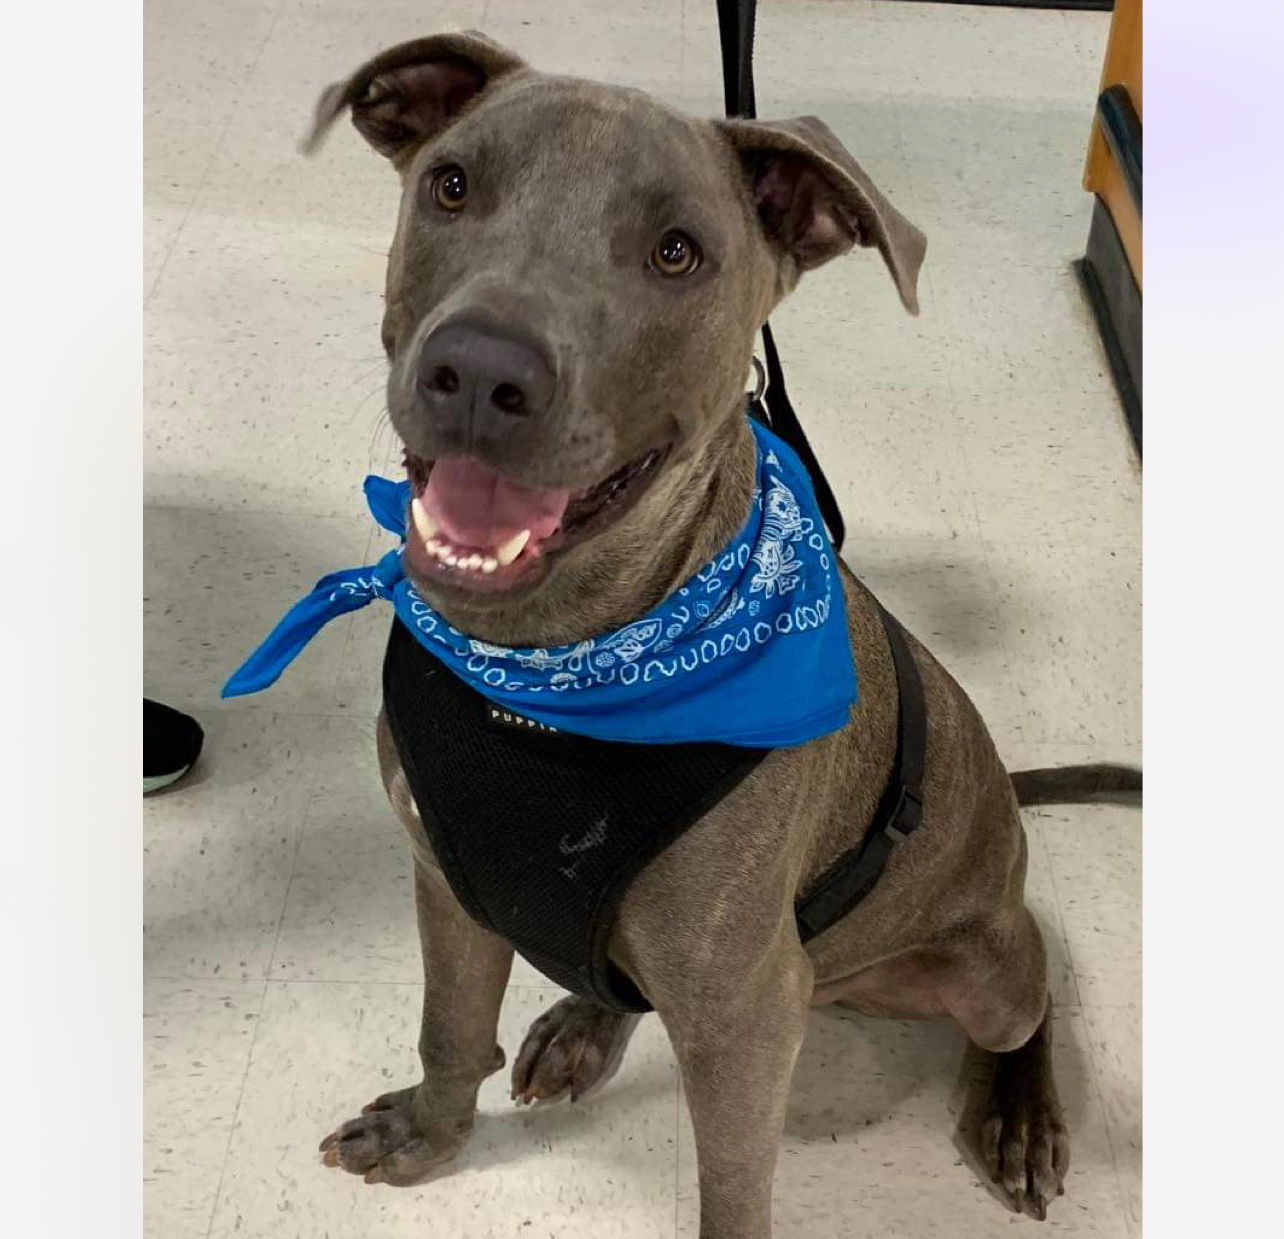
383;592;924;1013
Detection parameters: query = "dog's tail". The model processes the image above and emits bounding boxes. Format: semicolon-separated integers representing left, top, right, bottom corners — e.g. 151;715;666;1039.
1010;763;1142;806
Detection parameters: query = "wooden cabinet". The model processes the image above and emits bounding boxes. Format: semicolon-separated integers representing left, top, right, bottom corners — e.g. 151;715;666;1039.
1084;0;1141;286
1078;0;1142;449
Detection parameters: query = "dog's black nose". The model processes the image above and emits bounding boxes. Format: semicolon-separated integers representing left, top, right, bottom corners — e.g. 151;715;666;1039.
416;318;556;441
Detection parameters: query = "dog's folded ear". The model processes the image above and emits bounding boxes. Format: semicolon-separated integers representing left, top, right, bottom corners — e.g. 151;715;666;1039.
718;116;926;315
303;32;526;165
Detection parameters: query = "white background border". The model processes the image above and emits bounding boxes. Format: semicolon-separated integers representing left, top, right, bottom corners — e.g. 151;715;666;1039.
4;1;1283;1236
2;4;142;1237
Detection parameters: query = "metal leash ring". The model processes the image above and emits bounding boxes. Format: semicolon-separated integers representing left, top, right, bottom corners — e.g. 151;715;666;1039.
749;355;767;404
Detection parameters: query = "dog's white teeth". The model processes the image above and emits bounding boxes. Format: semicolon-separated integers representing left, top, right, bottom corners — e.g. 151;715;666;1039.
423;535;511;574
495;529;532;567
411;497;440;543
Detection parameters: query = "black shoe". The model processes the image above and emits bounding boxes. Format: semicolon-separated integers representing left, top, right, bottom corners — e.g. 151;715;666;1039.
144;698;204;793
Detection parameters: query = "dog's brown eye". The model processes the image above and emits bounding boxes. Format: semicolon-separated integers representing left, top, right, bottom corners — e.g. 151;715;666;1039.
431;165;468;211
649;231;701;277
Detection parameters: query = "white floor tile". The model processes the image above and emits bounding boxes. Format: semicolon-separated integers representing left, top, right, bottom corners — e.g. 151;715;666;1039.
144;0;281;198
864;3;1106;105
792;376;984;542
845;536;999;660
145;712;329;979
971;536;1141;751
925;260;1113;398
144;977;265;1239
145;199;194;301
269;717;412;982
209;982;679;1238
1038;804;1142;1010
485;0;684;92
1082;1004;1142;1237
897;89;1103;273
954;384;1140;547
143;210;397;518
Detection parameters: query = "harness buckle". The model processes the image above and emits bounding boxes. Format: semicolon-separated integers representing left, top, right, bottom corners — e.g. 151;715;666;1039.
884;786;923;845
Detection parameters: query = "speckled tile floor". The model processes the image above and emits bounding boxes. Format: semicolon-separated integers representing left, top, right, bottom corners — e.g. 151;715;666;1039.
144;2;1140;1236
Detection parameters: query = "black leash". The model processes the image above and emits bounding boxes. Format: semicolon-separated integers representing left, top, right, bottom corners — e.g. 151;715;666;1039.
716;0;925;937
715;0;847;551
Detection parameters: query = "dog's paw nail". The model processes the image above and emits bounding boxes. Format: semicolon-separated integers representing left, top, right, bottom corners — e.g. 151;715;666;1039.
319;1132;337;1153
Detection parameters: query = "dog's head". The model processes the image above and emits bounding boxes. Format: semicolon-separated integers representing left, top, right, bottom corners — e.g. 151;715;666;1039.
308;32;924;617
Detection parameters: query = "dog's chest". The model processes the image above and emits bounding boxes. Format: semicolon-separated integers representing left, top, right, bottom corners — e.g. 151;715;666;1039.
381;619;766;1011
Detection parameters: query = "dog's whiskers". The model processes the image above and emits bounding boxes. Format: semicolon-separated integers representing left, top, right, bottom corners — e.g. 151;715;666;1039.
343;358;390;394
365;403;397;475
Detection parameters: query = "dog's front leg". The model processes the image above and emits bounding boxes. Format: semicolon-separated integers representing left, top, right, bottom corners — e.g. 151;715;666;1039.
320;856;513;1185
647;935;813;1239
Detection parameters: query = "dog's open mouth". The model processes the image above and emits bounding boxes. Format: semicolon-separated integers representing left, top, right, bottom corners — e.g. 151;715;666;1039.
401;445;670;592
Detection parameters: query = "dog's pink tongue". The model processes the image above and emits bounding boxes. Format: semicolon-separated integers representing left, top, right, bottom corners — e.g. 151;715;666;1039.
420;457;571;547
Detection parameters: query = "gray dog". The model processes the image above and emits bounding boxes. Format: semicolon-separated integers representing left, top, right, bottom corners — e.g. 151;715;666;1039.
301;32;1137;1237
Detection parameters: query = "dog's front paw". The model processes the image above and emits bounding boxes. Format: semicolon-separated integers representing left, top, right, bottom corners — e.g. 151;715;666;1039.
319;1085;471;1186
981;1059;1070;1220
510;996;636;1105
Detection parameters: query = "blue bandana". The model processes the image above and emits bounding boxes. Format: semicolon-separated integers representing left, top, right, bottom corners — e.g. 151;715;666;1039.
223;419;856;747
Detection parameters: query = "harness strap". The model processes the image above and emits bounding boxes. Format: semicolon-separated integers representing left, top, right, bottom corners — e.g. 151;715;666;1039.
795;602;926;940
715;0;847;551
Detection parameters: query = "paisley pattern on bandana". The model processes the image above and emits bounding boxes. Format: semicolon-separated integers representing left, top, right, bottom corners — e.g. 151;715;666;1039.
224;418;857;748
